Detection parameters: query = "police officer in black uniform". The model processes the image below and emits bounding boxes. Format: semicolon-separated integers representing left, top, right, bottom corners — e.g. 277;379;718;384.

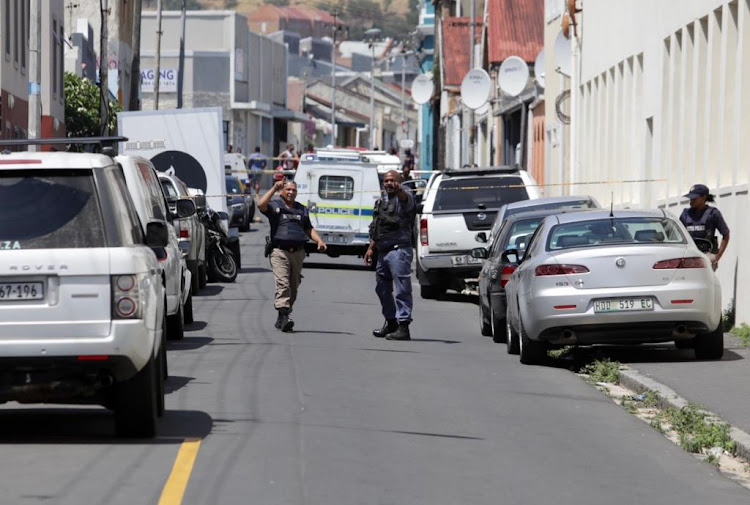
679;184;730;270
258;179;327;331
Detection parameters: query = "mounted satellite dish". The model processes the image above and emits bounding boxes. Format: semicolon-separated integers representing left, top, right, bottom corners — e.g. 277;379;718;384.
460;68;492;110
534;49;546;89
411;73;434;105
498;56;529;97
554;31;572;77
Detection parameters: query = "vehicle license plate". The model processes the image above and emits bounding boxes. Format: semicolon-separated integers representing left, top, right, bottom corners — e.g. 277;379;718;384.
0;282;45;301
594;298;653;313
452;255;482;266
325;234;350;245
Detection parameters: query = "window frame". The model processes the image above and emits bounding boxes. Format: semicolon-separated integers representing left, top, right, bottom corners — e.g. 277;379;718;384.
318;175;355;201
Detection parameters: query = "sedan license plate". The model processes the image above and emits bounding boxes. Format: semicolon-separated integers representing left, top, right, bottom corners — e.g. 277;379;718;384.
0;282;45;301
594;298;653;313
451;255;482;266
325;234;350;245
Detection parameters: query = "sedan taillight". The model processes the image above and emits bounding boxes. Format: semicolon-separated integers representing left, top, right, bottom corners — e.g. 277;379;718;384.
653;257;707;269
535;264;589;276
500;265;517;288
111;275;142;319
420;218;428;246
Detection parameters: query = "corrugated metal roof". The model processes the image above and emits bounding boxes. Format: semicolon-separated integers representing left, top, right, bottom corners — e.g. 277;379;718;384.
488;0;544;64
442;17;483;88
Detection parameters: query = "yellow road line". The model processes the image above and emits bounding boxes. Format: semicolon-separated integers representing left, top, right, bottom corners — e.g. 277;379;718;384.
158;438;202;505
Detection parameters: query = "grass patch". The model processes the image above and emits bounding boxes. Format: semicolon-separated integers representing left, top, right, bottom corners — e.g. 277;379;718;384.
547;346;573;359
730;323;750;347
580;358;620;384
655;404;736;455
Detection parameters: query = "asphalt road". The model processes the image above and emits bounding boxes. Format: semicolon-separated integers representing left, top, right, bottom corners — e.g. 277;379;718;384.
1;223;749;505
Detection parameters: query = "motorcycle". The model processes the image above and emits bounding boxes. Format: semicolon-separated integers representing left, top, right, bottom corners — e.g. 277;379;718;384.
198;206;238;283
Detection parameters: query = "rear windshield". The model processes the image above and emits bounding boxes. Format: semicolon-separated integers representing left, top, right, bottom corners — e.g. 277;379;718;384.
0;169;105;249
548;217;687;251
434;177;528;211
161;179;179;200
226;178;241;194
506;199;597;217
500;218;544;252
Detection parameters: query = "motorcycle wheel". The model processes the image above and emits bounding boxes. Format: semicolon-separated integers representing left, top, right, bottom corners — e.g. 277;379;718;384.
209;249;238;283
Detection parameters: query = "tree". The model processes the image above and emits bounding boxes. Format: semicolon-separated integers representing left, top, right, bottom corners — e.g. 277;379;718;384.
64;72;121;139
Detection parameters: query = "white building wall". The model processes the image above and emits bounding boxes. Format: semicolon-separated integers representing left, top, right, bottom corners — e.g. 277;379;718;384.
569;0;750;323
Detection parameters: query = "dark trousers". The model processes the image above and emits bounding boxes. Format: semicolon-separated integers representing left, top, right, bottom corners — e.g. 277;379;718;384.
375;246;413;322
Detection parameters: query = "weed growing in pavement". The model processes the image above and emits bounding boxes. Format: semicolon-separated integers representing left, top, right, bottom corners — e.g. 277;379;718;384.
547;346;573;359
580;358;620;384
650;418;665;433
654;404;736;455
730;324;750;347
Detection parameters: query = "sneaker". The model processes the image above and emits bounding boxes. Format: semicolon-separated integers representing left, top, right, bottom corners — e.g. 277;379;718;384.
275;313;284;329
385;323;411;341
281;316;295;332
373;319;398;338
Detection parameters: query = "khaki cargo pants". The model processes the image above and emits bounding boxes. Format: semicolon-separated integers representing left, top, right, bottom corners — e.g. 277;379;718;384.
269;248;305;310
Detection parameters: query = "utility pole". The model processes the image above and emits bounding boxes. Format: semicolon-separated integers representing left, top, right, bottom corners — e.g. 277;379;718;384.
177;0;186;108
467;0;475;166
28;0;42;151
154;0;163;110
99;0;110;136
366;28;381;149
400;47;406;148
330;9;338;146
129;0;143;111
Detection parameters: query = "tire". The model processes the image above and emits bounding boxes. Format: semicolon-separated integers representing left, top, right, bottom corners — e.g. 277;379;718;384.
479;299;492;336
519;317;547;365
160;304;168;380
184;291;194;325
239;210;250;232
694;321;724;360
506;317;519;354
209;249;238;283
189;262;200;295
491;305;507;344
420;284;445;300
114;355;160;438
198;263;208;289
167;302;184;341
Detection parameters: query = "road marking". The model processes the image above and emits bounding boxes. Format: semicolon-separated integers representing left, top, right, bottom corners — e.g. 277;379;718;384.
158;438;202;505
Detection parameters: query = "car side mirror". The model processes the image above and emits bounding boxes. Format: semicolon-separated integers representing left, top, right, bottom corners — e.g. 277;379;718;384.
501;248;520;264
176;198;196;219
693;237;713;254
146;221;169;248
193;194;207;210
475;232;487;243
470;247;489;259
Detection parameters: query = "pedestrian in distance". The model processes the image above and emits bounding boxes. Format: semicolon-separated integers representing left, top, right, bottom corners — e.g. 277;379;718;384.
402;148;415;180
364;170;416;340
247;146;267;196
258;179;327;332
679;184;730;271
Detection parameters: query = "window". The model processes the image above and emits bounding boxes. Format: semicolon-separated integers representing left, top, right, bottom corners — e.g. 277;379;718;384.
499;218;543;254
318;175;354;200
433;177;528;211
161;179;179;201
547;218;687;251
222;121;229;148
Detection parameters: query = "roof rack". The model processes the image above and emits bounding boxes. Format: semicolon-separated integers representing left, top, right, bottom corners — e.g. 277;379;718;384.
0;136;128;155
441;165;521;176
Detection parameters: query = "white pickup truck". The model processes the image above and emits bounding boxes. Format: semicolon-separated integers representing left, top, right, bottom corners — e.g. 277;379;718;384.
416;167;541;299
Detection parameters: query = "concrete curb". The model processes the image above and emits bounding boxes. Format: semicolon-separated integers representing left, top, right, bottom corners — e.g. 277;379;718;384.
619;368;750;462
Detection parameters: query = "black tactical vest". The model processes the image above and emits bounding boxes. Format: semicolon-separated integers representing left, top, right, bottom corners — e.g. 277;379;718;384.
680;206;718;252
370;196;415;244
271;203;309;245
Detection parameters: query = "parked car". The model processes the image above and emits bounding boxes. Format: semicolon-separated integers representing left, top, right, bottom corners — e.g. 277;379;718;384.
117;155;194;340
226;176;254;231
502;210;723;365
0;150;167;437
415;166;541;299
159;173;206;294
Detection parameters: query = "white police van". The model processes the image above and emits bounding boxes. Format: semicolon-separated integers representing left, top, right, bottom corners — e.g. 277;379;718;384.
295;153;381;257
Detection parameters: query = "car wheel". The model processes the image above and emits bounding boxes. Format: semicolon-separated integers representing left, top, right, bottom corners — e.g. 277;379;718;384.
479;298;492;336
491;305;507;344
167;302;184;341
694;321;724;360
160;303;168;380
505;317;519;354
240;210;250;232
199;263;208;289
184;291;194;325
420;284;445;300
190;262;200;295
114;355;159;438
519;317;546;365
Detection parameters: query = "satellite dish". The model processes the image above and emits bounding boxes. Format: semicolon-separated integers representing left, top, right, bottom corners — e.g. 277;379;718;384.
411;73;434;105
554;31;572;77
460;68;492;110
498;56;529;97
534;49;546;89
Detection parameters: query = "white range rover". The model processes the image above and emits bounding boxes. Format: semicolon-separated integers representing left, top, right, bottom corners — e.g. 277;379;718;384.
416;166;541;299
0;151;168;437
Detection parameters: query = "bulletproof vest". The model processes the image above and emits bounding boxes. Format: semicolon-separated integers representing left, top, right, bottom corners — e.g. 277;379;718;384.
681;207;718;251
271;204;309;245
371;196;413;242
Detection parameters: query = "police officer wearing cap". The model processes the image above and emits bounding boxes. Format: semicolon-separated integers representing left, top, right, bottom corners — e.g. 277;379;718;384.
364;170;416;341
258;179;327;331
679;184;730;270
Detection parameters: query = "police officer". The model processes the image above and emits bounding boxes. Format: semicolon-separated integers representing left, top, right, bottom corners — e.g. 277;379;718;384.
258;179;327;331
679;184;730;270
364;170;416;340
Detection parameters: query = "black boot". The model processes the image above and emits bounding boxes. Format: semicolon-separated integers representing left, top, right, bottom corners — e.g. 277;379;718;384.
385;322;411;341
373;319;398;338
278;308;294;332
275;310;284;329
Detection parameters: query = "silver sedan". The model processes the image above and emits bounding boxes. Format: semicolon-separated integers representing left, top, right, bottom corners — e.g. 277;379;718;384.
504;210;723;365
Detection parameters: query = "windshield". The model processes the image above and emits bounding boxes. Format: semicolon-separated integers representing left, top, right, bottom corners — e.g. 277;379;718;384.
506;199;597;217
500;218;543;252
548;217;687;250
226;178;241;194
433;177;528;211
0;169;105;249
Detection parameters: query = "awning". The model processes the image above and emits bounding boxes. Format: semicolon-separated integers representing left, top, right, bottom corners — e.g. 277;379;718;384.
272;108;309;122
306;99;367;128
493;88;538;116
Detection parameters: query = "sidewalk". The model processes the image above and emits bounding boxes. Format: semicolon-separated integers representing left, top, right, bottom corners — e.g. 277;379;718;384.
618;333;750;460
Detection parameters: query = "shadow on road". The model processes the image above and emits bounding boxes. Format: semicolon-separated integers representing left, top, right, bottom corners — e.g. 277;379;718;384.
185;320;208;332
239;266;271;274
433;292;479;305
304;262;371;272
292;330;356;336
0;408;213;444
195;285;224;297
409;338;462;344
164;375;195;395
168;336;214;351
